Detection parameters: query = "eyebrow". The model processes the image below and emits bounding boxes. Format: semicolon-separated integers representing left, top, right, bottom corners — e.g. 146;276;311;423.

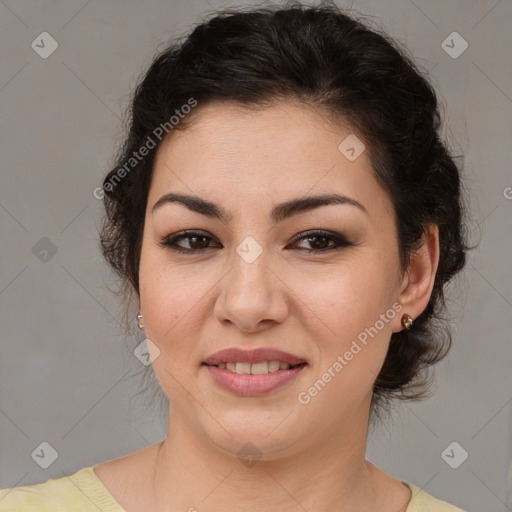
152;192;368;223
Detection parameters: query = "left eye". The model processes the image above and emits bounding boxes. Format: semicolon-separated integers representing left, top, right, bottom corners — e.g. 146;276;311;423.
290;230;353;252
160;229;353;254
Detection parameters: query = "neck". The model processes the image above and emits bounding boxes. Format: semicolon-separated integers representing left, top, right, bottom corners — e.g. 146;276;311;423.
149;396;392;511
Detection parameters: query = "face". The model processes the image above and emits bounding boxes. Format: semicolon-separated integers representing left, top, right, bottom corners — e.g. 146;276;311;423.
139;101;407;459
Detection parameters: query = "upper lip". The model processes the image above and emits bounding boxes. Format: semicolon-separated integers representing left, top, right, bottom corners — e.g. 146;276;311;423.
203;347;307;366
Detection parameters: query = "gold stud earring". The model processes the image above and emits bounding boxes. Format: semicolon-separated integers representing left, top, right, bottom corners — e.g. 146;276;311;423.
137;313;145;330
401;313;413;330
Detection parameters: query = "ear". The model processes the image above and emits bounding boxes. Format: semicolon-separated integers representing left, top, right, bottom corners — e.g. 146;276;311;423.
395;225;440;332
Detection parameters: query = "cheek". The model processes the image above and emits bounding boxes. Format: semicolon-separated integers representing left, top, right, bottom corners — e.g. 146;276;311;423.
293;258;398;383
294;270;397;414
297;258;396;329
138;247;201;350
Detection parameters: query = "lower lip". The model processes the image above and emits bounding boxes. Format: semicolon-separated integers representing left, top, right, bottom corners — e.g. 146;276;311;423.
204;364;307;396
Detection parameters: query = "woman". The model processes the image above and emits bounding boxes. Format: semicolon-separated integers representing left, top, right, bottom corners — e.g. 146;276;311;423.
0;2;468;510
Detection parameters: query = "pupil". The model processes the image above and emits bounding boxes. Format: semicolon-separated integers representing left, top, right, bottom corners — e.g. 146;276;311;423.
310;235;328;249
192;236;208;249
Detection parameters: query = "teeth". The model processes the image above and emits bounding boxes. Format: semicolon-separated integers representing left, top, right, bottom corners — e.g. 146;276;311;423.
268;361;280;372
235;362;251;374
217;361;294;374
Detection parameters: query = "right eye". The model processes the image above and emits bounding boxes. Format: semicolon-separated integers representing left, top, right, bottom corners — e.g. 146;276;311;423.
159;230;221;253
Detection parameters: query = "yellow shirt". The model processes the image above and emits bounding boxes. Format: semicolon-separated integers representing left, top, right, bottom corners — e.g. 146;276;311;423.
0;466;466;511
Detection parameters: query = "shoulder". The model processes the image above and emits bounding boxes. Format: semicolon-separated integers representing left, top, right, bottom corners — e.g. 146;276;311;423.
0;467;124;512
404;482;466;512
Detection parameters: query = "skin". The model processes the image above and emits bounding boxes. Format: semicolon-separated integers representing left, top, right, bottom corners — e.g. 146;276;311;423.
93;100;439;511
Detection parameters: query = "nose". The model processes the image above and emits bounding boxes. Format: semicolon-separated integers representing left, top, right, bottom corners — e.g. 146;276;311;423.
214;248;289;333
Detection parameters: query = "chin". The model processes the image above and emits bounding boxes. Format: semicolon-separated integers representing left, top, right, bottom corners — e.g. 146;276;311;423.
199;416;306;461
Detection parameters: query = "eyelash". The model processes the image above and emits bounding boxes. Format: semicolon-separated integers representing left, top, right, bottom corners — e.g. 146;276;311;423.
159;229;354;255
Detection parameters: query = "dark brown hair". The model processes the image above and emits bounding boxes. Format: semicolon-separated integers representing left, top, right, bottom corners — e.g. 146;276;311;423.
99;1;469;415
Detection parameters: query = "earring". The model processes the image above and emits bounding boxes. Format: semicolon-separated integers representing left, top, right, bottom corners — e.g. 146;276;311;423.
136;313;145;330
401;313;413;330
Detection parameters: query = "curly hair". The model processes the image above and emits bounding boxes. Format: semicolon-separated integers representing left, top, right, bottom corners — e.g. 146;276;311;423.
99;1;468;416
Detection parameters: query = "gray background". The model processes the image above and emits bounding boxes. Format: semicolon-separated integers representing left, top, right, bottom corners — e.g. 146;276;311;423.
1;0;511;510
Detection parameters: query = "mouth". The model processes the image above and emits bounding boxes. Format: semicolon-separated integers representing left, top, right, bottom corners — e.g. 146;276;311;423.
203;362;308;397
203;347;308;371
202;347;308;396
202;361;308;375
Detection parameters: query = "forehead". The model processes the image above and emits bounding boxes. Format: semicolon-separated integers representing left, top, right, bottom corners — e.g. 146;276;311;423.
148;101;393;220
